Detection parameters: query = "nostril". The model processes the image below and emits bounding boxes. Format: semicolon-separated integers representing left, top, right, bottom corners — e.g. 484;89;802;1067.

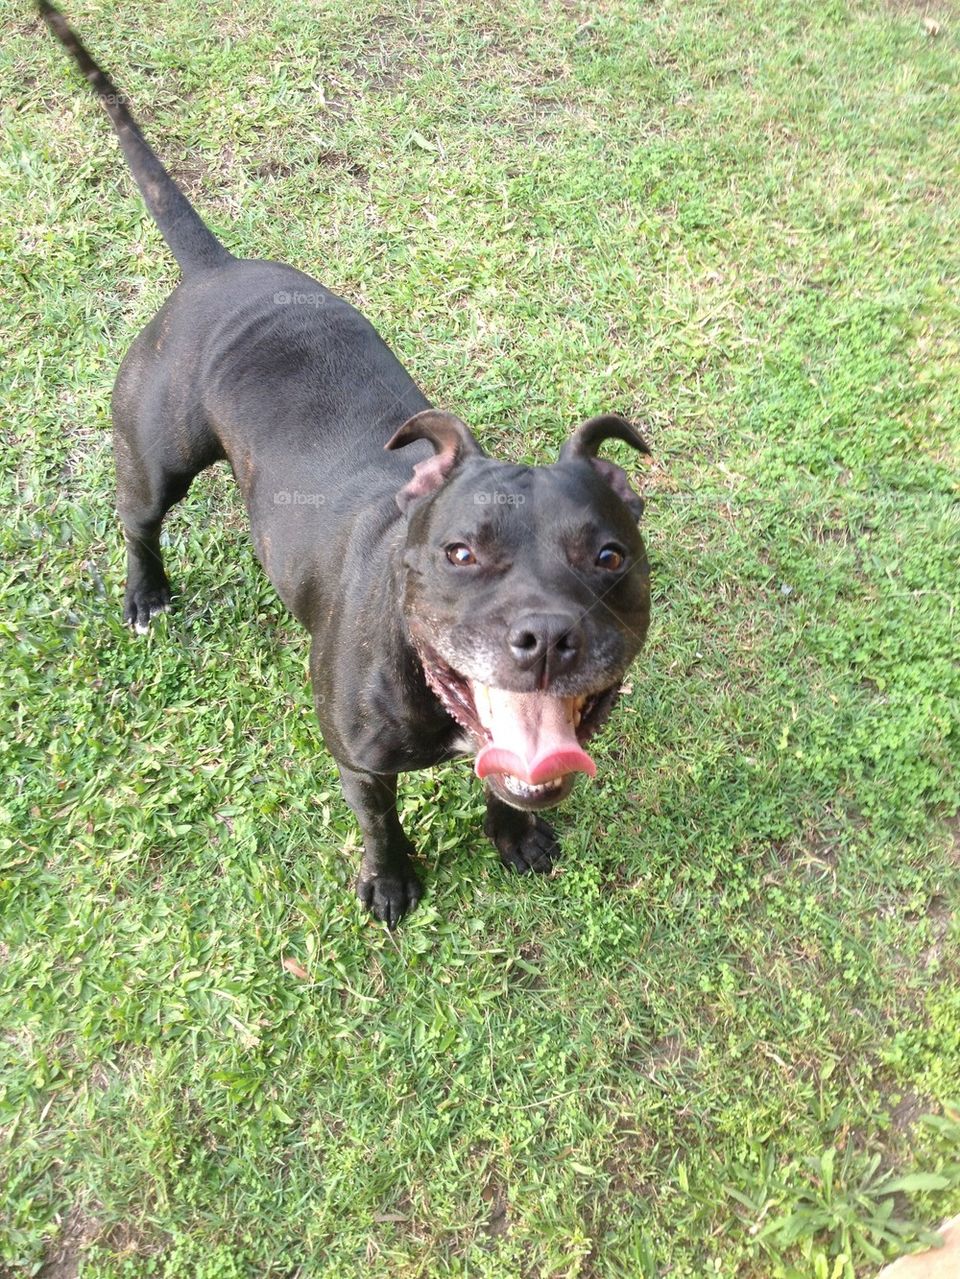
508;614;582;673
514;630;538;651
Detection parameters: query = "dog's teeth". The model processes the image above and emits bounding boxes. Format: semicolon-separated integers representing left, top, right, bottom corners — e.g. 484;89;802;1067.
474;682;492;719
502;775;564;799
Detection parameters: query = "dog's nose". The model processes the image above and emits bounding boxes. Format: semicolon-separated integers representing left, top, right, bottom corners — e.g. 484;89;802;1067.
508;612;584;681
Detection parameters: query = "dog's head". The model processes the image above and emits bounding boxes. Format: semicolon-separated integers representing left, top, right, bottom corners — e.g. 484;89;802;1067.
387;410;651;811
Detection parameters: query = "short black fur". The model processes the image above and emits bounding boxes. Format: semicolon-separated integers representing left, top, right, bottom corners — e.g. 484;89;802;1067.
38;3;652;925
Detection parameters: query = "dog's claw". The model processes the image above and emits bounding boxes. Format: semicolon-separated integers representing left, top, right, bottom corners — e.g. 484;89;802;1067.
124;582;171;633
357;863;422;928
498;816;560;875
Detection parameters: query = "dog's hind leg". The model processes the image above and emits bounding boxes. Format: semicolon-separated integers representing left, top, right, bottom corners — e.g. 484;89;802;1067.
112;334;223;633
114;434;189;632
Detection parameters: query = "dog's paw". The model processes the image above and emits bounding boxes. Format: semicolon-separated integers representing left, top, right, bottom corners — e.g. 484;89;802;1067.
357;861;423;929
123;581;171;634
498;816;560;875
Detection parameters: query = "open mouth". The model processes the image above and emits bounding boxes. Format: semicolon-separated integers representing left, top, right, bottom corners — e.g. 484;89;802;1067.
417;643;622;809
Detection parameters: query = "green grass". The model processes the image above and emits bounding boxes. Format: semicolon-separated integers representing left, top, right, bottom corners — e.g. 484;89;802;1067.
2;0;960;1274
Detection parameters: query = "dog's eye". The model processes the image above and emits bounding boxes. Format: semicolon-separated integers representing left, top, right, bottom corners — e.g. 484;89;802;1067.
596;544;625;571
446;543;477;567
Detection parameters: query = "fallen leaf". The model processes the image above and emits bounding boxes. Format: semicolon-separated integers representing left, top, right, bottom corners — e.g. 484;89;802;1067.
282;957;309;980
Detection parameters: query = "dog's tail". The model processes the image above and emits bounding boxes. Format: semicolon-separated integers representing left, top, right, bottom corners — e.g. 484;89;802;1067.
38;1;233;274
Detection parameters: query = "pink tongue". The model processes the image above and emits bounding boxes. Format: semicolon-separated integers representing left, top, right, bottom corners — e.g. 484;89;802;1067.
473;687;596;785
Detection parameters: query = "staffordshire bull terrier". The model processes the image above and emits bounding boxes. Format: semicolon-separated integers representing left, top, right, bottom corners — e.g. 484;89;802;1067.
39;2;652;926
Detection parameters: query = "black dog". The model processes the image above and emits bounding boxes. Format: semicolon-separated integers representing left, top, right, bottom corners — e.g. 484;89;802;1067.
40;3;652;926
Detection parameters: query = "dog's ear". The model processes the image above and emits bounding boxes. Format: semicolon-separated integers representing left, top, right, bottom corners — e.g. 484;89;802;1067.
386;410;485;514
559;413;651;521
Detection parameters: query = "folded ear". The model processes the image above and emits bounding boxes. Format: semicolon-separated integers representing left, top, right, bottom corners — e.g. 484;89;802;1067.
385;410;486;514
559;413;651;521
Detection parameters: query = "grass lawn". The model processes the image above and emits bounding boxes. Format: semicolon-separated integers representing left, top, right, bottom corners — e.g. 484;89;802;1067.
2;0;960;1274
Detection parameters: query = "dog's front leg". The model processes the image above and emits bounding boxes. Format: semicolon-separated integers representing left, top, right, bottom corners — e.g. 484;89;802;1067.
483;789;561;875
336;765;422;927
